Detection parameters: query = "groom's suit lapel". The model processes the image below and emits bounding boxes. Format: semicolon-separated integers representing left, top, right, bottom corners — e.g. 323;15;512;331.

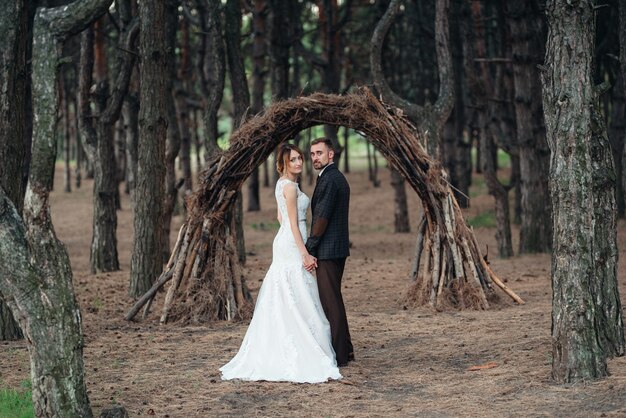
312;163;335;211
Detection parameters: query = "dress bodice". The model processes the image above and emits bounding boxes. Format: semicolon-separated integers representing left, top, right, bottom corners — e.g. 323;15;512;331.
275;178;309;229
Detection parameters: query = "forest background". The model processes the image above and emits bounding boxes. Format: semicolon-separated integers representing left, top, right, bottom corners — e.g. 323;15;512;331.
1;0;626;416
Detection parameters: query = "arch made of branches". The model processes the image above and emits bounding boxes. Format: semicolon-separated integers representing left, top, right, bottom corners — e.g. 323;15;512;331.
126;87;523;324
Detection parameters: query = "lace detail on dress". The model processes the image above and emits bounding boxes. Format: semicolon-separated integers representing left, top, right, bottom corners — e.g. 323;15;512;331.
275;178;309;239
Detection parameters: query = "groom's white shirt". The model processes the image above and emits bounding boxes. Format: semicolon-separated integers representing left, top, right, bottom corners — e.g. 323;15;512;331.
318;162;334;177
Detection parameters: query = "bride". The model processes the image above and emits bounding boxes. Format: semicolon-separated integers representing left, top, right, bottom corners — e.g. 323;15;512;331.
220;143;342;383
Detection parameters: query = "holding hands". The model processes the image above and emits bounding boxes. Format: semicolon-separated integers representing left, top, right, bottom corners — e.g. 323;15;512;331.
303;253;317;272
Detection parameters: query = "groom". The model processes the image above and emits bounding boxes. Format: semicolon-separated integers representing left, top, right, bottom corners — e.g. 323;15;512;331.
303;137;354;367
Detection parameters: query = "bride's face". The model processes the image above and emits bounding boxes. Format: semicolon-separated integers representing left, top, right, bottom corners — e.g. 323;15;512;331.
286;150;303;176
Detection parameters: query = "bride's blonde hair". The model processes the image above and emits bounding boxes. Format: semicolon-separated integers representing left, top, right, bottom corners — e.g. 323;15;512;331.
276;143;304;175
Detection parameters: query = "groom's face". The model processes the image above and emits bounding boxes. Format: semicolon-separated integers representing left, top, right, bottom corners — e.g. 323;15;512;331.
311;143;334;171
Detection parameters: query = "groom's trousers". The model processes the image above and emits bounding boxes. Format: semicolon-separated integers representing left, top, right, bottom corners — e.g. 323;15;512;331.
316;258;354;366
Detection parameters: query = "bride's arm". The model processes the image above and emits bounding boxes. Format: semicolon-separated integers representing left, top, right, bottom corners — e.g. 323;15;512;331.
283;183;309;259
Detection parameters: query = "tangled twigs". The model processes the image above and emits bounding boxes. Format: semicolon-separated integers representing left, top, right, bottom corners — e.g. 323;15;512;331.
125;87;523;323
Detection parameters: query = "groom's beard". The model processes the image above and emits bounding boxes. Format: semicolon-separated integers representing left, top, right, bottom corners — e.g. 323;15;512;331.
313;161;328;170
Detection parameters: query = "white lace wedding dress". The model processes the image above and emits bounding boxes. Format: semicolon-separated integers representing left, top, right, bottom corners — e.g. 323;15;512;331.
220;178;341;383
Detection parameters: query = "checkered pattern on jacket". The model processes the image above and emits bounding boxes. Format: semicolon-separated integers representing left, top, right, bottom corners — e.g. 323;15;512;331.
306;163;350;259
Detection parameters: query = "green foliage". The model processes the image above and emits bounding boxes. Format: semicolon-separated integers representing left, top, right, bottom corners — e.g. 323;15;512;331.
91;297;104;313
0;380;34;418
470;176;486;198
471;148;512;170
250;220;280;231
468;211;496;228
497;150;511;169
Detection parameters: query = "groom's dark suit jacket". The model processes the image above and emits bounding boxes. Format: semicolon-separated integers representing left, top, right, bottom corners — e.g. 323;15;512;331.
306;163;350;260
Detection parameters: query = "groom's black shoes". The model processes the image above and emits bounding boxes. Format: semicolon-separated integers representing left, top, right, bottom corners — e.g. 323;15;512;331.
338;352;355;367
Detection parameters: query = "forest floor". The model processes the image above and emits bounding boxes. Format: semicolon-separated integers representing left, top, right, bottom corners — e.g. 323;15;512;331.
2;164;626;418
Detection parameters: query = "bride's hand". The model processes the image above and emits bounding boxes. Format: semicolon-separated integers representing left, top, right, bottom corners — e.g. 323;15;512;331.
303;254;317;271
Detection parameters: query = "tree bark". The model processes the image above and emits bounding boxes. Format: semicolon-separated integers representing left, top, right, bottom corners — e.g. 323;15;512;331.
177;13;193;196
445;0;471;208
225;0;251;264
130;0;168;297
0;191;92;417
609;71;625;218
78;4;138;273
247;0;267;212
618;0;626;218
480;125;513;257
542;0;625;383
468;0;513;258
267;0;291;185
267;0;289;101
163;0;181;261
390;168;410;232
620;0;626;112
60;74;72;193
197;0;224;160
0;0;28;341
17;0;114;413
317;0;343;161
123;84;139;198
506;2;551;253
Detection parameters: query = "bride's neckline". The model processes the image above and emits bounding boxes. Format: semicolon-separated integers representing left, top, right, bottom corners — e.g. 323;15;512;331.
279;177;298;183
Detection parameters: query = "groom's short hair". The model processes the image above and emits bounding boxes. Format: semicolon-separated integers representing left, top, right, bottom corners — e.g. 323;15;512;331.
311;137;334;151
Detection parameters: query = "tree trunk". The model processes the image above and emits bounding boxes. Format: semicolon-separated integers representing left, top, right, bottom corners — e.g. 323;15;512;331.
225;0;251;264
78;8;137;274
619;0;626;218
1;191;92;417
0;0;28;211
60;74;72;193
247;0;267;212
268;0;290;185
506;2;551;253
447;0;470;208
192;108;203;170
510;153;522;224
609;71;625;218
468;0;513;258
197;0;224;160
343;127;350;173
177;13;193;196
620;0;626;111
542;0;625;382
370;0;455;160
480;126;513;257
366;140;380;187
18;0;114;413
163;0;181;261
114;116;125;209
0;0;28;341
130;0;168;297
318;0;343;163
268;0;289;101
123;88;139;198
91;97;120;273
390;168;410;233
